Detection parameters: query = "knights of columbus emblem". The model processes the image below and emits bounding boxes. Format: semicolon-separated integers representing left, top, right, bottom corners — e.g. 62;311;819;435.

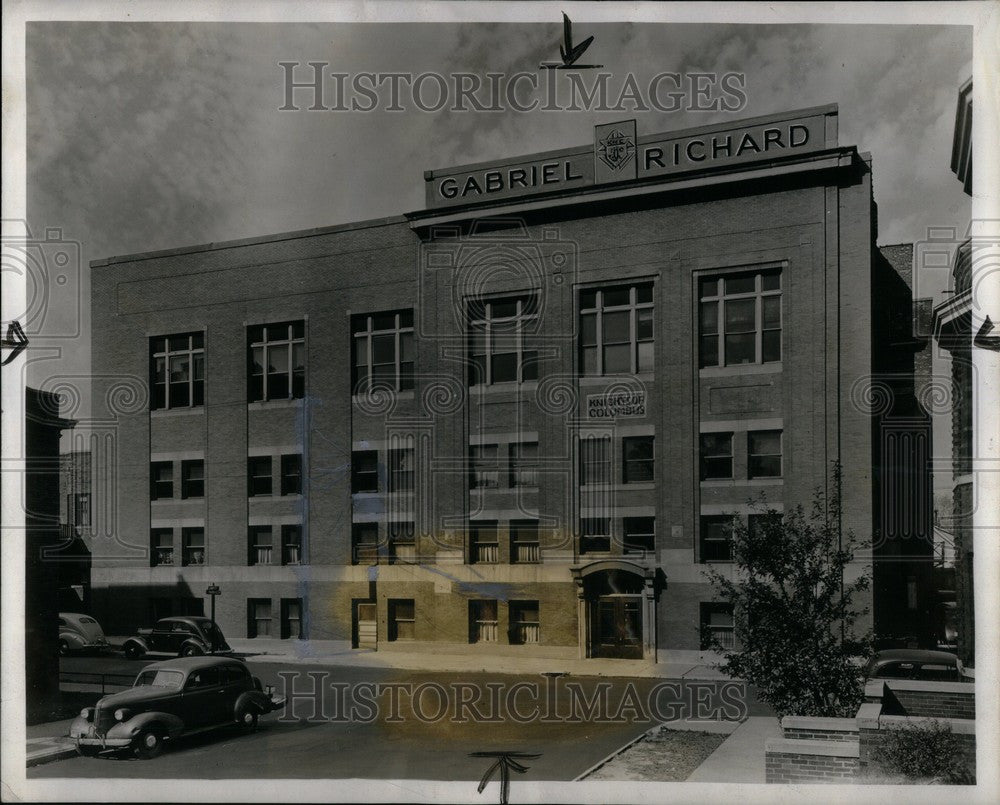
598;128;636;171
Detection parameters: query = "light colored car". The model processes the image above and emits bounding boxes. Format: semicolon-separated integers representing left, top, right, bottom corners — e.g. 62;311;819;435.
59;613;111;656
69;656;284;758
865;649;968;682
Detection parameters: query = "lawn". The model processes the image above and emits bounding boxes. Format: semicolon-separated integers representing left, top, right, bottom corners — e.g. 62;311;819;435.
584;726;727;782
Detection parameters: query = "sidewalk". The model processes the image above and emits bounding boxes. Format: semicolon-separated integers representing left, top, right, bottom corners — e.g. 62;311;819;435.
26;718;77;767
225;638;731;680
685;716;781;783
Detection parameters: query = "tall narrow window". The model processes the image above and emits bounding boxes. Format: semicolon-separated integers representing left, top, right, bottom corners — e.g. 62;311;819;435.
623;517;655;554
622;436;654;483
700;603;735;650
509;601;540;645
580;436;611;486
510;520;540;564
700;515;735;562
247;456;272;497
248;598;271;638
469;600;498;643
470;522;499;564
509;442;539;487
73;493;91;527
248;526;273;566
580;518;611;554
280;454;302;495
700;432;734;480
699;269;781;368
388;599;415;641
150;333;204;410
748;430;782;478
352;310;415;393
389;521;416;564
470;444;500;489
281;598;303;639
352;523;379;565
351;450;379;493
181;460;204;499
150;461;173;500
281;525;302;565
150;528;173;567
248;321;305;402
388;447;414;493
468;294;539;385
579;283;654;375
182;528;205;566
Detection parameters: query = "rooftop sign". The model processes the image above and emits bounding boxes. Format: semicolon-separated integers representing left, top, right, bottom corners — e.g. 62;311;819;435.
423;105;838;210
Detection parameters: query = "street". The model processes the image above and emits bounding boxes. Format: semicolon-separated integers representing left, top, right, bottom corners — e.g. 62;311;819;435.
29;653;769;781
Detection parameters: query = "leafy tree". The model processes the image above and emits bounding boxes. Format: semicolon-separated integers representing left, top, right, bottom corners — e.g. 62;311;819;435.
703;464;873;718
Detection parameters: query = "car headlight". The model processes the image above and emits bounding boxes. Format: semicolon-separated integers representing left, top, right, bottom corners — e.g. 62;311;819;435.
80;707;91;718
114;708;130;722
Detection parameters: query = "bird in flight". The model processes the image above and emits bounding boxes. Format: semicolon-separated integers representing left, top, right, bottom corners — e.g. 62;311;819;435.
541;12;602;69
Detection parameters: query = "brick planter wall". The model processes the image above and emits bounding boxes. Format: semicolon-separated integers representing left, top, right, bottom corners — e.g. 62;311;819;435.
765;739;860;783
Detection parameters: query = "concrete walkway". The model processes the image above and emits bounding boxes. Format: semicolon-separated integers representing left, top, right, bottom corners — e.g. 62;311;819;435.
686;716;782;783
26;718;77;767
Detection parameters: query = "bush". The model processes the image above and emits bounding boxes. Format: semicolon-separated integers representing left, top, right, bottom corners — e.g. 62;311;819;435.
868;720;974;784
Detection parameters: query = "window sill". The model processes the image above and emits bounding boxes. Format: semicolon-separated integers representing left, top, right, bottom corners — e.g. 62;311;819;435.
577;373;653;388
699;363;782;378
150;407;205;418
248;398;304;411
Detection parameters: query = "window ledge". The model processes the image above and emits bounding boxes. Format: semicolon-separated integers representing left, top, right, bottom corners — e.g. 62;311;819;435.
248;398;304;411
469;381;539;395
699;363;782;377
150;407;205;418
577;373;653;388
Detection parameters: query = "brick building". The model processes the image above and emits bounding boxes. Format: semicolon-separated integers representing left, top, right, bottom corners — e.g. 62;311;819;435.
87;104;931;662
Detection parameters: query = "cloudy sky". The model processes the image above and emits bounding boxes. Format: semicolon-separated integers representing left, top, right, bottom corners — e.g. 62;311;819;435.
24;19;970;480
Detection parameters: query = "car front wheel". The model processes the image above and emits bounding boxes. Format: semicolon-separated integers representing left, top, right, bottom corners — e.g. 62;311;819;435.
124;643;143;660
180;644;203;657
134;728;165;759
235;705;258;733
59;640;70;656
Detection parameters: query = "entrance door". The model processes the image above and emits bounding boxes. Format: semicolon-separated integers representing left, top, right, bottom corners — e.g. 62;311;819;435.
593;596;643;659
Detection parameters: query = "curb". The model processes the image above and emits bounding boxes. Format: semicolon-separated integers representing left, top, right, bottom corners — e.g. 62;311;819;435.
27;743;77;768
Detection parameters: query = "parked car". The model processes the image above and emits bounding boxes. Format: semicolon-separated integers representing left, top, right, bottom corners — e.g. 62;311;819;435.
122;616;230;659
70;656;284;758
59;613;111;656
865;649;968;682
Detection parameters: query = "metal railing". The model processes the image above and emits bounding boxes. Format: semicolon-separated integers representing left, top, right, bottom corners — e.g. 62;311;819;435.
59;671;135;695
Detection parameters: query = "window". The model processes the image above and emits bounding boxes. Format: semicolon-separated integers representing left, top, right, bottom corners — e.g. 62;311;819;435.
468;294;538;385
622;436;654;483
509;601;540;645
388;447;414;493
281;454;302;496
248;320;305;402
150;332;204;410
150;528;173;567
73;493;91;527
352;310;414;394
700;515;735;562
581;518;611;554
469;600;498;643
700;432;734;480
248;456;272;497
623;517;655;554
470;444;500;489
580;283;654;375
389;521;416;564
182;528;205;566
351;451;379;493
510;520;540;564
388;599;415;641
281;598;303;639
352;523;379;565
181;460;204;499
699;269;781;368
508;442;539;488
282;525;302;565
249;526;273;566
748;430;782;478
580;436;611;486
248;598;272;638
700;603;735;650
470;522;499;564
150;462;173;500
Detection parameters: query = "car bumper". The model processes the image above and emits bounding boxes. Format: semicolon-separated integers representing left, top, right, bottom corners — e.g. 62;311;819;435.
74;736;133;748
70;719;137;748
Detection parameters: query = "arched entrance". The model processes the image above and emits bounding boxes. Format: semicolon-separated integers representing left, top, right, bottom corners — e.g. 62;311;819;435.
571;561;657;660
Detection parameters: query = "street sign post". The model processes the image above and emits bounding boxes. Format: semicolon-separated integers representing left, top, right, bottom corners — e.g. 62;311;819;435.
206;584;221;653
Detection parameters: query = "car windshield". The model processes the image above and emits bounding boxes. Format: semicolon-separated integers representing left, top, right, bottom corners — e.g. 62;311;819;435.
134;669;184;689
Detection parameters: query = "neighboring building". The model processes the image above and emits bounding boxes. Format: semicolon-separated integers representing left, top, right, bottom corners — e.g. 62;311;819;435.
25;388;76;719
930;77;974;666
55;448;93;610
87;105;930;662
